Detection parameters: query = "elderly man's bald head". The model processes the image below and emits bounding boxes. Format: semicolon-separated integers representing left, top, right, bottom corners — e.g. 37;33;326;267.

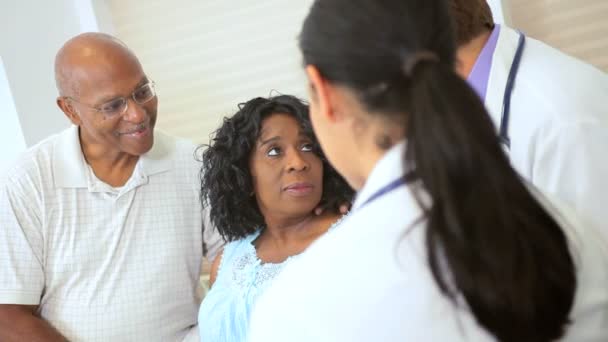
54;32;142;97
54;32;157;158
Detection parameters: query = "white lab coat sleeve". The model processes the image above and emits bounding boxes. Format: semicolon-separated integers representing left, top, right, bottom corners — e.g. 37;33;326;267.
532;121;608;240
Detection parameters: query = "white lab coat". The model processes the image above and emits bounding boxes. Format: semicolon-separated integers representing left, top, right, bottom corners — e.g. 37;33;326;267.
485;26;608;239
249;142;608;342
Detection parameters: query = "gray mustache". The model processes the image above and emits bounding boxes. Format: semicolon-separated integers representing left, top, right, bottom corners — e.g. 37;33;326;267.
119;122;148;135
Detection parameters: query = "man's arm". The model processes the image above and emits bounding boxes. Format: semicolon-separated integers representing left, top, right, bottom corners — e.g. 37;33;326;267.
0;305;67;342
0;175;58;340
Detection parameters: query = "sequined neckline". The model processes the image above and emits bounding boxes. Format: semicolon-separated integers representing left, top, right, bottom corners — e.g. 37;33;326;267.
229;215;348;291
245;230;298;267
247;214;348;266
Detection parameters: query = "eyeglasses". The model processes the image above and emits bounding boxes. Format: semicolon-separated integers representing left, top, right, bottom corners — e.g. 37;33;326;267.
68;81;156;118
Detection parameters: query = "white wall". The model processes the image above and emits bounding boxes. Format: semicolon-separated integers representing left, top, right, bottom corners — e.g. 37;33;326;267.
0;0;110;148
487;0;511;24
0;0;73;147
0;57;26;176
0;0;112;172
91;0;116;34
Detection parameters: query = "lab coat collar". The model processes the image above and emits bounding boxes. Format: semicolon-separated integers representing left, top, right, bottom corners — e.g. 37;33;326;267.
485;25;522;129
353;140;408;211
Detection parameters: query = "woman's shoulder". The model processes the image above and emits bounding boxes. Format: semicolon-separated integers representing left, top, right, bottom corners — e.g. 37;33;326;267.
221;230;262;262
207;230;262;288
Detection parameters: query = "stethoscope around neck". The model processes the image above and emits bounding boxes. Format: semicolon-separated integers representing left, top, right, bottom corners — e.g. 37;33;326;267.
359;32;527;209
499;32;526;150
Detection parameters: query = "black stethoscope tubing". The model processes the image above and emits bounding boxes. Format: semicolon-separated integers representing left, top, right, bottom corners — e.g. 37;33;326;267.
499;32;526;149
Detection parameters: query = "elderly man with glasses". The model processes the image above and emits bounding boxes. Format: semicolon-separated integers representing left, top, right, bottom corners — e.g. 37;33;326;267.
0;33;223;341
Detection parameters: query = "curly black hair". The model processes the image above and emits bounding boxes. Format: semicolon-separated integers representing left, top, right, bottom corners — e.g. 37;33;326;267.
198;94;354;242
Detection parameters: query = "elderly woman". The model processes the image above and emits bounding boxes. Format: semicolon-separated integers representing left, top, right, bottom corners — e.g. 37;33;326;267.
197;94;353;342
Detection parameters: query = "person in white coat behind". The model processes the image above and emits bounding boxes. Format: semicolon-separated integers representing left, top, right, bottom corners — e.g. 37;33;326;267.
451;0;608;239
248;0;608;341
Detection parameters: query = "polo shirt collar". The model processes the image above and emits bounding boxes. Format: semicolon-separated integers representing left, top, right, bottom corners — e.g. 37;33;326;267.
53;126;173;189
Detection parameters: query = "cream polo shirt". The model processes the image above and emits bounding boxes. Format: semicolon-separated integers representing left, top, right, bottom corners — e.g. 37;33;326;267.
0;126;223;341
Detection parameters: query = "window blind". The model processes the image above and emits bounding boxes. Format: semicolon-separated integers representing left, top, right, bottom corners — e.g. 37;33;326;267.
508;0;608;72
106;0;314;143
105;0;607;143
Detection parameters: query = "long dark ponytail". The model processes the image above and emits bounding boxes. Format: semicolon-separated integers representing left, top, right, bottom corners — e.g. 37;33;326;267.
300;0;576;341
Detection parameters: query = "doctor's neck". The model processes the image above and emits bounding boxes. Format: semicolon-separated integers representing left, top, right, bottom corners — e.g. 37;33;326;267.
455;28;492;79
348;114;405;190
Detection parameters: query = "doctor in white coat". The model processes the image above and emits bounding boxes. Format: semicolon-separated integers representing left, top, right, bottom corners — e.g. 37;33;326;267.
451;0;608;238
249;0;608;341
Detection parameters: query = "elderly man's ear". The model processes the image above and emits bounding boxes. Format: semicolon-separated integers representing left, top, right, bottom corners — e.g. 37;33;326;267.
56;97;82;126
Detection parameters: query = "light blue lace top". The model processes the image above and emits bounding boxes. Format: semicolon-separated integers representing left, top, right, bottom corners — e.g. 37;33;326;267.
198;218;344;342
